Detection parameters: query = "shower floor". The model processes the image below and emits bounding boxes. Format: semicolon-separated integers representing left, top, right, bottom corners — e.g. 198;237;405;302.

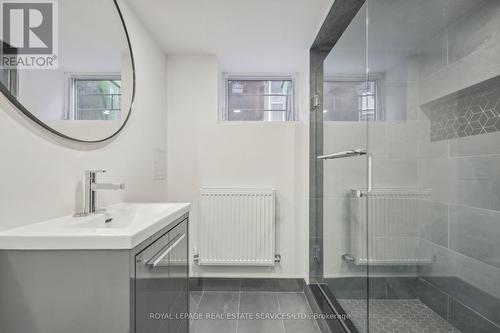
339;299;461;333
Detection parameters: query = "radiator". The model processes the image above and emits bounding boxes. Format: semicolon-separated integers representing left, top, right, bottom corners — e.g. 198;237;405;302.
348;189;433;266
197;188;276;266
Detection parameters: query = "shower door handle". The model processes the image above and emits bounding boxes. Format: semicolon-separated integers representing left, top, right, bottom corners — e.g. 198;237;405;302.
318;148;373;191
317;149;366;160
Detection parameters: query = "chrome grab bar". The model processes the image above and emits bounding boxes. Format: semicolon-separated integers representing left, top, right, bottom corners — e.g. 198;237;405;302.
146;233;186;267
317;149;366;160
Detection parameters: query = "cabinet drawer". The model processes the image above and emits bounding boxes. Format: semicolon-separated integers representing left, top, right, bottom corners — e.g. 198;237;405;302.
136;219;187;265
134;219;188;333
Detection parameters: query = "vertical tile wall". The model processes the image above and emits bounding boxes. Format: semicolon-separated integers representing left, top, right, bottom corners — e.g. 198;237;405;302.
417;1;500;330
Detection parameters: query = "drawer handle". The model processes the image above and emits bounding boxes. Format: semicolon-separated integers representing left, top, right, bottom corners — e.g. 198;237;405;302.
147;233;186;267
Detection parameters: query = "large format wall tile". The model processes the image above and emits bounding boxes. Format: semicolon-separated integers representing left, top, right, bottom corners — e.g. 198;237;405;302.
419;239;500;300
423;276;500;327
372;159;419;189
449;299;500;333
420;201;449;248
418;156;500;212
417;278;449;319
450;131;500;156
450;205;500;269
418;277;500;333
386;121;420;159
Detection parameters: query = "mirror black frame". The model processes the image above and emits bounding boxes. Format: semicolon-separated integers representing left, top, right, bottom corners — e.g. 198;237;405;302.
0;0;136;143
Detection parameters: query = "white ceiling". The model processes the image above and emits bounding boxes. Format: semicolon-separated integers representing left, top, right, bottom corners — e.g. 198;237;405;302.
125;0;333;72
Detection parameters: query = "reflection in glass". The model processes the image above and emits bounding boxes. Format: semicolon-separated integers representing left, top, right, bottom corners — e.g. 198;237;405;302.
72;77;122;120
0;0;134;142
323;79;378;121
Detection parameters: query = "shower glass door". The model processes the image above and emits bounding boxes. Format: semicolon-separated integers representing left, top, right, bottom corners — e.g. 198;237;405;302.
319;3;370;332
317;0;500;332
365;0;500;332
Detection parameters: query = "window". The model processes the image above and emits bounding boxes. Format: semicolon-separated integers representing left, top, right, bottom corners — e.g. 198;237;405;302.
68;74;121;120
323;75;383;121
0;68;18;97
222;74;296;121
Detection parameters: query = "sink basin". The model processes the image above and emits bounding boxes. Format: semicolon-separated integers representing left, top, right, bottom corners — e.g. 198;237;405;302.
67;203;180;229
0;202;191;250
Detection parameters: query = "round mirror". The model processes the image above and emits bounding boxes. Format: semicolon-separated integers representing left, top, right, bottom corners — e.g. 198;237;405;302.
0;0;134;142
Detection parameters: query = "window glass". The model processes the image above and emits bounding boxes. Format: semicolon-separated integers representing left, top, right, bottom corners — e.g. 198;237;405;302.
224;76;295;121
71;77;121;120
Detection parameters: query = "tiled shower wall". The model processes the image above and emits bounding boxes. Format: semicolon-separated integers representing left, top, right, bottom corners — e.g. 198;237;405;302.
317;1;500;331
416;1;500;331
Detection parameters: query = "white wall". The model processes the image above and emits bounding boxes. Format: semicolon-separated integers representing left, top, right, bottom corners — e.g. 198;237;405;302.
0;0;167;231
17;70;66;120
166;55;309;278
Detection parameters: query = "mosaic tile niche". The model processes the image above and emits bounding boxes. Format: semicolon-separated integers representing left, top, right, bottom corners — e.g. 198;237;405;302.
421;75;500;141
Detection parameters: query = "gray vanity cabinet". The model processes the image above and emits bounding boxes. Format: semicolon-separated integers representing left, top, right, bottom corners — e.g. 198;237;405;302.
135;220;189;333
0;215;189;333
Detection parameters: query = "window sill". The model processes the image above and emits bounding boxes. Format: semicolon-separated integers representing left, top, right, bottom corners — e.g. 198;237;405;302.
218;120;302;125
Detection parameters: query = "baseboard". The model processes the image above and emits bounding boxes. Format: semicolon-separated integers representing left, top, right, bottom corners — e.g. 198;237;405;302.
189;273;305;279
189;277;304;292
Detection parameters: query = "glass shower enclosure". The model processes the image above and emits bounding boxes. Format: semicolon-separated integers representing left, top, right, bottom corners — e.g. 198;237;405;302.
310;1;500;332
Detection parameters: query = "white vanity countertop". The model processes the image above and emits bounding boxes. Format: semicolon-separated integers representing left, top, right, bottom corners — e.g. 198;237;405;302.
0;202;191;250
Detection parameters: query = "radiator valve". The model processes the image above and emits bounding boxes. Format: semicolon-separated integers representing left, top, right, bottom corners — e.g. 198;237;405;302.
192;247;199;263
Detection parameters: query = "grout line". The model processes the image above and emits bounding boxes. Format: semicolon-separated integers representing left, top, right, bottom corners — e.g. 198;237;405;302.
447;202;500;214
446;204;451;249
450;297;500;330
240;291;304;294
420;238;500;271
275;292;287;333
235;290;241;333
190;289;205;329
446;129;450;158
197;289;205;312
447;294;450;320
200;290;242;293
446;29;449;67
418;152;500;159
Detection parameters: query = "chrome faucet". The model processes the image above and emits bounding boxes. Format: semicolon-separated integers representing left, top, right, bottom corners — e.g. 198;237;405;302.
75;170;125;217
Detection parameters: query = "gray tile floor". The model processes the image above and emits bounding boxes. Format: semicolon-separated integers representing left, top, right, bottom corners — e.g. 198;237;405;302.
190;291;321;333
339;299;462;333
